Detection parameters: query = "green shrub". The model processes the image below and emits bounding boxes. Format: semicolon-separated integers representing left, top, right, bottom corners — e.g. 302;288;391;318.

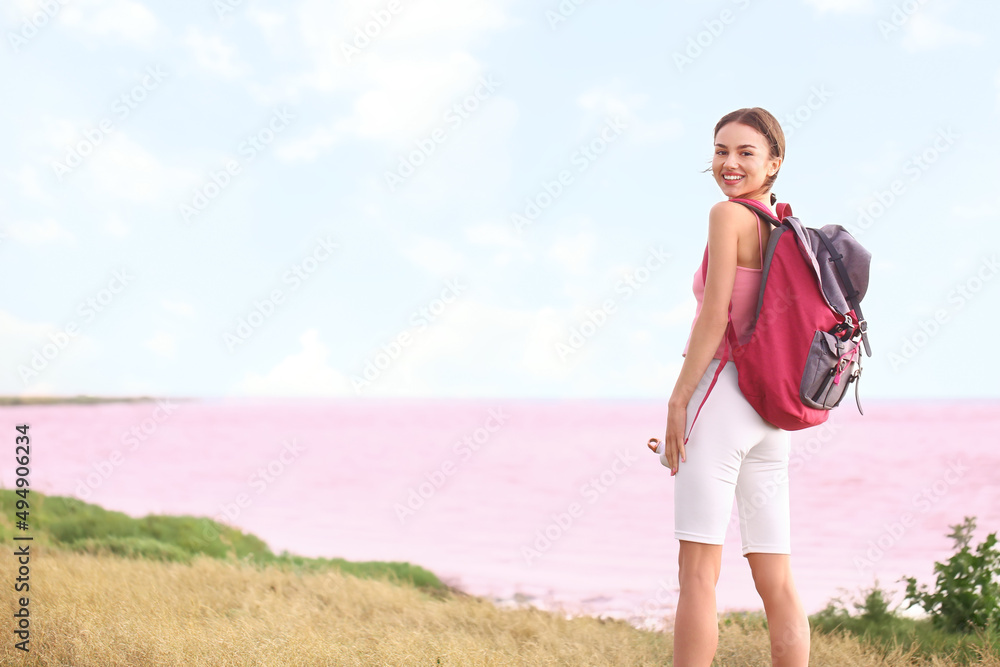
903;516;1000;633
811;578;911;639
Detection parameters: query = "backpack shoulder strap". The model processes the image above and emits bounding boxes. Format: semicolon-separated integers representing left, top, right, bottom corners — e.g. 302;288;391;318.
684;303;733;446
727;198;781;226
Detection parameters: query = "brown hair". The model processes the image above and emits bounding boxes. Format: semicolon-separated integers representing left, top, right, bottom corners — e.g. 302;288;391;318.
710;107;785;205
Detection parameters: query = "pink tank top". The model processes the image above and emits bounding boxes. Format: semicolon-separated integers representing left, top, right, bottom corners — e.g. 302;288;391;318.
682;203;770;359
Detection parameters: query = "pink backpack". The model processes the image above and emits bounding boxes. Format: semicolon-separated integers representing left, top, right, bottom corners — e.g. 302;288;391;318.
685;198;872;443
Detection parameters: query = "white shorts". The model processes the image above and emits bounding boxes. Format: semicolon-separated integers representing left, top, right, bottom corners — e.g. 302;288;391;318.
670;358;793;555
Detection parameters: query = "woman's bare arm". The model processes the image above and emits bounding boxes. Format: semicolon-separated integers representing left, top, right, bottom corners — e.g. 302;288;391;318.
662;201;746;473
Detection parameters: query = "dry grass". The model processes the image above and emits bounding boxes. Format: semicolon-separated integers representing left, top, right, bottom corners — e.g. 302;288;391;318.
2;548;997;666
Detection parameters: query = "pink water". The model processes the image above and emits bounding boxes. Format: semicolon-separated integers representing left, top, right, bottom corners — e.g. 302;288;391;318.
3;398;998;630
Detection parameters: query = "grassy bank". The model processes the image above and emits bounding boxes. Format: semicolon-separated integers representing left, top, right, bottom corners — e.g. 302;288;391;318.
4;549;998;666
0;490;444;592
1;492;997;665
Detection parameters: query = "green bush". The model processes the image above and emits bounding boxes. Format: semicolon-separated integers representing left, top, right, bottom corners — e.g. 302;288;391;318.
811;578;913;641
903;516;1000;633
809;539;1000;665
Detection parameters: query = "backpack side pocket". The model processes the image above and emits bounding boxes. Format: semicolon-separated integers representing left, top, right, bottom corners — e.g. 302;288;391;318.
800;330;860;410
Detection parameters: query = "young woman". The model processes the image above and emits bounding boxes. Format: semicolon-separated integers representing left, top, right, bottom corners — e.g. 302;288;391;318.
653;107;810;666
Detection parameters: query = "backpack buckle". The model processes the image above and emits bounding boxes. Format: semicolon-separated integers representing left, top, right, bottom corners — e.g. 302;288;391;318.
857;319;868;334
843;313;854;328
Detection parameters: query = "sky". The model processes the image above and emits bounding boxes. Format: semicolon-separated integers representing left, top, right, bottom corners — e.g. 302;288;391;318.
1;0;998;400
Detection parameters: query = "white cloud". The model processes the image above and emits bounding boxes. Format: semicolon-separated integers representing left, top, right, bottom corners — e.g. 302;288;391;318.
183;26;249;79
804;0;874;13
5;218;74;244
350;300;573;395
899;13;983;52
997;67;1000;112
256;0;511;101
0;311;57;361
258;0;514;155
273;52;486;160
239;329;352;396
45;117;190;201
162;300;196;318
951;196;1000;221
102;214;130;237
6;166;44;199
630;329;653;346
399;236;467;276
577;87;683;144
4;0;39;16
462;221;529;268
60;0;159;47
83;133;193;203
144;332;176;357
273;121;350;162
352;296;681;397
247;8;288;50
0;310;96;395
548;230;598;276
465;221;522;249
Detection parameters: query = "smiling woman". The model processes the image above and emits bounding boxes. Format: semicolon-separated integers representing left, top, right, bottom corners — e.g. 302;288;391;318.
650;107;811;667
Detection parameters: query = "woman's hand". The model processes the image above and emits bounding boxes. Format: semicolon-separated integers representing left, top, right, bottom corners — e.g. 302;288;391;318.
663;399;688;476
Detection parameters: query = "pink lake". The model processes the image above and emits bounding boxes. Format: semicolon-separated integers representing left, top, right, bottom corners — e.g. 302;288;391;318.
3;397;998;630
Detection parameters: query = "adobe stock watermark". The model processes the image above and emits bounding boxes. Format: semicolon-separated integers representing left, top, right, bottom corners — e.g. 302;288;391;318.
351;278;467;393
627;576;680;631
214;0;245;19
51;65;169;181
179;107;295;224
727;419;843;534
788;418;842;474
384;74;501;192
780;85;832;140
393;407;509;524
673;0;752;73
17;268;135;385
511;116;628;233
853;458;967;572
545;0;589;30
340;0;406;63
520;449;638;566
877;0;930;39
8;0;70;53
73;399;179;500
212;438;307;528
223;235;339;352
556;245;670;361
889;254;998;371
847;126;959;239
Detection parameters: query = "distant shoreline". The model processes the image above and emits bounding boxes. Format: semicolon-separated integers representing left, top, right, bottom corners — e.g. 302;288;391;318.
0;395;186;406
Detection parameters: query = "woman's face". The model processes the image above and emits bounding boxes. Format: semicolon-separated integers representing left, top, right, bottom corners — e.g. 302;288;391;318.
712;122;781;201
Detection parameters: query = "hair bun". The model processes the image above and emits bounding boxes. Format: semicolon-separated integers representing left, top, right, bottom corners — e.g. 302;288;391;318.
770;193;777;206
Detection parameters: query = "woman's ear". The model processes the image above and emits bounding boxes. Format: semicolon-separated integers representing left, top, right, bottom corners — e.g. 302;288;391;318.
768;156;783;177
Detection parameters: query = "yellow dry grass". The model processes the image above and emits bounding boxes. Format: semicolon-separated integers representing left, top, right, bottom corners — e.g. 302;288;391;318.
2;548;996;666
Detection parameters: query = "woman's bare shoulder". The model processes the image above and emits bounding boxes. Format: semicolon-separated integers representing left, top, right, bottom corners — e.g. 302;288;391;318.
708;199;755;217
707;200;753;233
